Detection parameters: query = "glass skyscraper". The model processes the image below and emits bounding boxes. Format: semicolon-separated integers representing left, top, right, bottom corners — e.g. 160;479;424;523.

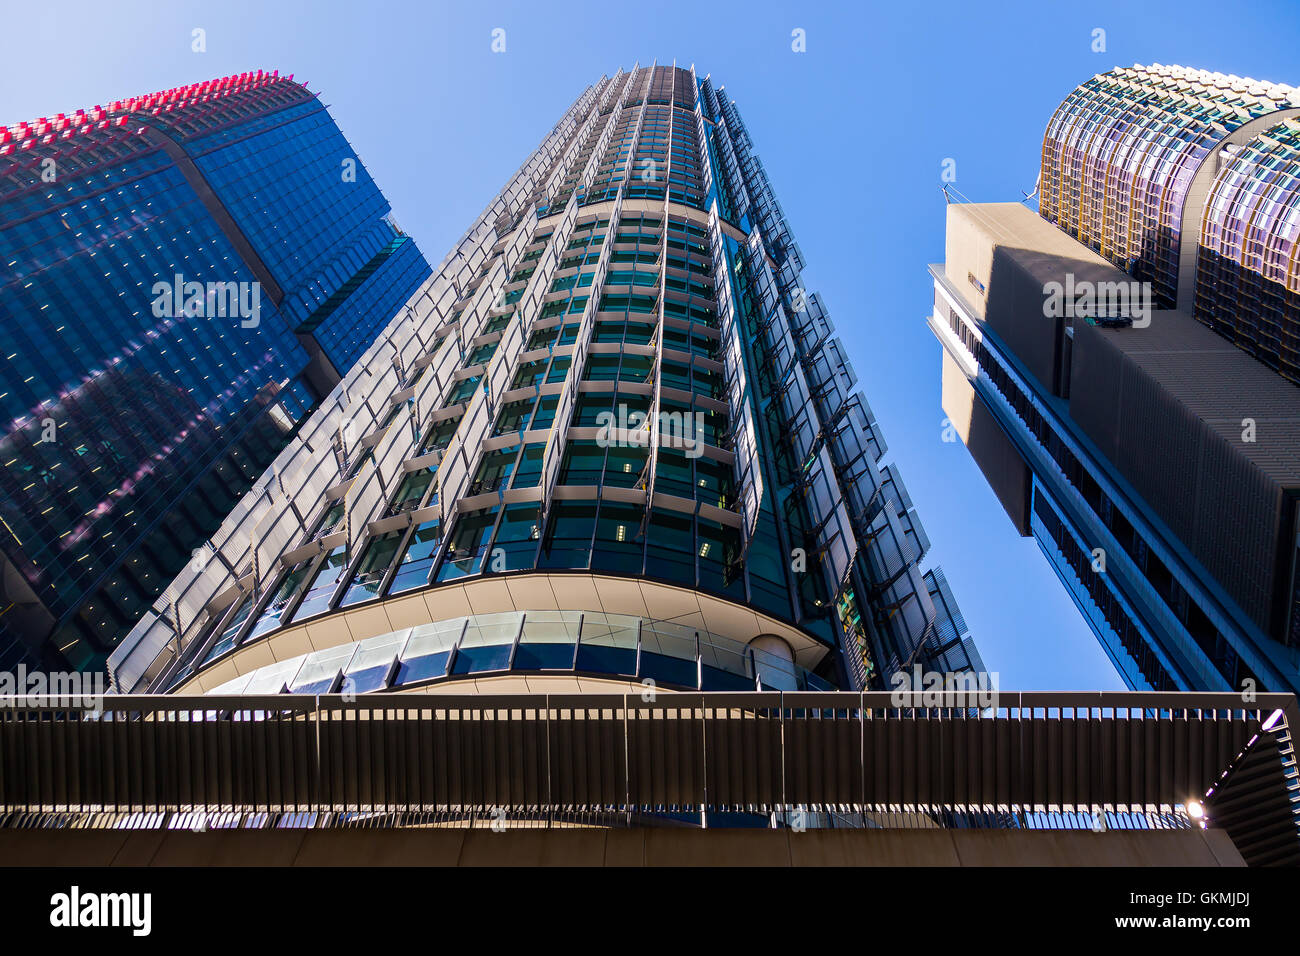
933;64;1300;694
110;64;982;697
0;70;431;672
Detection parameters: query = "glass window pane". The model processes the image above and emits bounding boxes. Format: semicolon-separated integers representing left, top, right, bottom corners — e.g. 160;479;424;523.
246;560;314;639
242;657;305;695
340;530;404;606
452;611;521;673
289;644;357;694
638;621;699;688
436;508;499;581
514;611;581;670
389;520;442;594
202;594;254;664
489;504;541;570
395;619;464;685
699;633;754;691
511;443;545;488
645;509;694;585
575;611;638;675
289;545;349;621
344;630;408;694
539;501;595;569
591;502;644;574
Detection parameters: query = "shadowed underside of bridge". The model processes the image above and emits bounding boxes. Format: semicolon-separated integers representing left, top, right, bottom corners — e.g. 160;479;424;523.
0;823;1247;866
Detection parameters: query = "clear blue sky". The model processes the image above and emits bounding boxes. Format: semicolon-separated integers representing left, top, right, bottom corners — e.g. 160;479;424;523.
5;0;1299;689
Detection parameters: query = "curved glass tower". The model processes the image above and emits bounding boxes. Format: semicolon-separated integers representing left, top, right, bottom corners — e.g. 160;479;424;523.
1197;117;1300;383
1040;64;1300;312
111;64;982;697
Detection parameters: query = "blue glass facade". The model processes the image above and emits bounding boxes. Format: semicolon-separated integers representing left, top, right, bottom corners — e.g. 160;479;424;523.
183;94;429;372
0;71;430;670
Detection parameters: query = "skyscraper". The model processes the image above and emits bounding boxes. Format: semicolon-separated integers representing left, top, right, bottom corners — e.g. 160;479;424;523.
109;63;982;698
0;70;431;672
932;64;1300;693
14;65;1297;873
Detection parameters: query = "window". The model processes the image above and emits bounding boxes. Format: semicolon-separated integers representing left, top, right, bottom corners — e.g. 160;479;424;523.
389;468;435;514
312;500;345;538
559;441;605;485
526;327;559;350
451;612;522;674
512;443;545;487
529;395;559;430
447;376;481;405
494;398;536;436
573;391;615;426
583;355;621;381
246;560;314;639
645;508;694;585
546;356;571;383
470;446;519;495
289;545;349;621
591;502;644;574
389;520;442;594
200;594;255;664
511;360;547;389
513;610;581;670
694;457;735;508
605;446;648;488
340;531;404;606
420;415;461;453
488;504;541;571
466;342;497;366
343;631;408;693
697;518;743;600
539;501;596;570
436;508;499;581
395;620;462;684
655;449;694;498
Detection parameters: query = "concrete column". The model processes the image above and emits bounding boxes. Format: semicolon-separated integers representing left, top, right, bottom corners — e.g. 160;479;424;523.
749;634;794;662
749;634;797;690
